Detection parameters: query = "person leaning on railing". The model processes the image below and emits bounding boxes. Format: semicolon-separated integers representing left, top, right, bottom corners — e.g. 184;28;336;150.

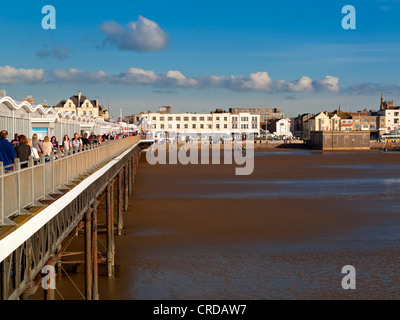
0;130;16;171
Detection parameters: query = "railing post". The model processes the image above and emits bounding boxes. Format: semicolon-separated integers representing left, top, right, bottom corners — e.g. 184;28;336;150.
14;158;21;213
28;156;34;209
40;154;46;200
50;152;55;195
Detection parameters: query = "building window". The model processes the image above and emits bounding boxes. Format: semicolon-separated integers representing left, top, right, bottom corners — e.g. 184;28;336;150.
176;117;181;121
169;124;173;129
224;124;227;129
89;111;93;116
216;117;220;121
192;117;197;121
200;124;204;129
184;124;188;129
192;124;196;129
86;103;89;107
83;111;86;116
224;117;228;121
216;124;220;129
160;117;165;121
177;124;180;129
208;124;212;129
68;103;71;107
241;117;248;121
207;117;212;121
153;117;156;121
168;117;173;121
161;124;164;129
252;124;257;129
184;117;189;121
200;117;205;121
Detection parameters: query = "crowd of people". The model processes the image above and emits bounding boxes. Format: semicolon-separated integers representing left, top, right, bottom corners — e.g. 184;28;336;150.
0;130;133;172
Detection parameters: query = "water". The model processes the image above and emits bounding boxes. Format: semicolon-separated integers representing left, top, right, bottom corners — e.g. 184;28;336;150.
55;150;400;299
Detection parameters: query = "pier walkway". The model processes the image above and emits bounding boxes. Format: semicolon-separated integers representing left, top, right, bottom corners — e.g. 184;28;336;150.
0;136;153;300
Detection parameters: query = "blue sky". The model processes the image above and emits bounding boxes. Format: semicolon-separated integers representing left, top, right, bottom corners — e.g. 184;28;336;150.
0;0;399;118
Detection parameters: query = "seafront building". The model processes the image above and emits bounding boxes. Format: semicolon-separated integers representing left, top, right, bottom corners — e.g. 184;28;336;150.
124;106;261;141
296;95;399;140
229;107;284;130
0;95;121;139
268;118;292;138
54;91;110;120
143;111;260;141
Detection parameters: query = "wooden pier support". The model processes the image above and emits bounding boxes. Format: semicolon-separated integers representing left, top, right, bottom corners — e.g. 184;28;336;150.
117;172;123;236
85;208;92;300
124;165;129;211
92;200;99;300
106;184;114;277
128;158;133;196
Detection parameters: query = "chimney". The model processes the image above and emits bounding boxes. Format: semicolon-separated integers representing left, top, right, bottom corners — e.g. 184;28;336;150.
78;91;81;107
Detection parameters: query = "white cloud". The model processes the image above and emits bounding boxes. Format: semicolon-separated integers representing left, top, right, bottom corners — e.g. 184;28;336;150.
0;65;343;95
0;66;45;84
313;76;340;93
51;68;107;83
100;16;169;52
162;70;198;87
113;68;158;84
288;76;313;92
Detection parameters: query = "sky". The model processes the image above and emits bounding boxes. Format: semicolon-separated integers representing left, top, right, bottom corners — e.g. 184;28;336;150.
0;0;399;119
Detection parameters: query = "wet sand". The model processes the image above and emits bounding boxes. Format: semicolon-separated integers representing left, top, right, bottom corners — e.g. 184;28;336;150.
54;150;400;299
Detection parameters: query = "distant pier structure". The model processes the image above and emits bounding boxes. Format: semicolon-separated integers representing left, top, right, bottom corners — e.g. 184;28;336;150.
310;131;370;150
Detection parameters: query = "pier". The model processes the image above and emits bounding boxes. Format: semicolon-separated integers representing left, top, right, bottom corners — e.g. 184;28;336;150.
0;136;153;300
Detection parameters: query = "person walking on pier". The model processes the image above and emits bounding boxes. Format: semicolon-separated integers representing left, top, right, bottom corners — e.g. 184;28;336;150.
42;136;53;157
0;130;16;171
32;134;43;155
71;133;83;153
63;135;71;154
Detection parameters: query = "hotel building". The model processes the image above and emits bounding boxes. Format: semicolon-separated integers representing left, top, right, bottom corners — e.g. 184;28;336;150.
140;111;260;140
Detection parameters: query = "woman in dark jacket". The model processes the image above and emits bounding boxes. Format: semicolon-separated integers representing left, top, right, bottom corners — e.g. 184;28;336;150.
15;135;31;168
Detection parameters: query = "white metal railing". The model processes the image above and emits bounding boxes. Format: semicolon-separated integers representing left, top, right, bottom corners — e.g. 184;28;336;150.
0;136;141;226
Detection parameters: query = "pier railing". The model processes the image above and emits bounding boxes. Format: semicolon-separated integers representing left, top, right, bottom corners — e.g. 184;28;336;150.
0;136;141;226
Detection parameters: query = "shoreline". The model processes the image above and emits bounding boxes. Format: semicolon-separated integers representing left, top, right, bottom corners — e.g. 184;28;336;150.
148;140;387;151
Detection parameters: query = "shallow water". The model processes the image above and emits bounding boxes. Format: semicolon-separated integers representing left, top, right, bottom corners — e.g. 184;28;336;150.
54;150;400;300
